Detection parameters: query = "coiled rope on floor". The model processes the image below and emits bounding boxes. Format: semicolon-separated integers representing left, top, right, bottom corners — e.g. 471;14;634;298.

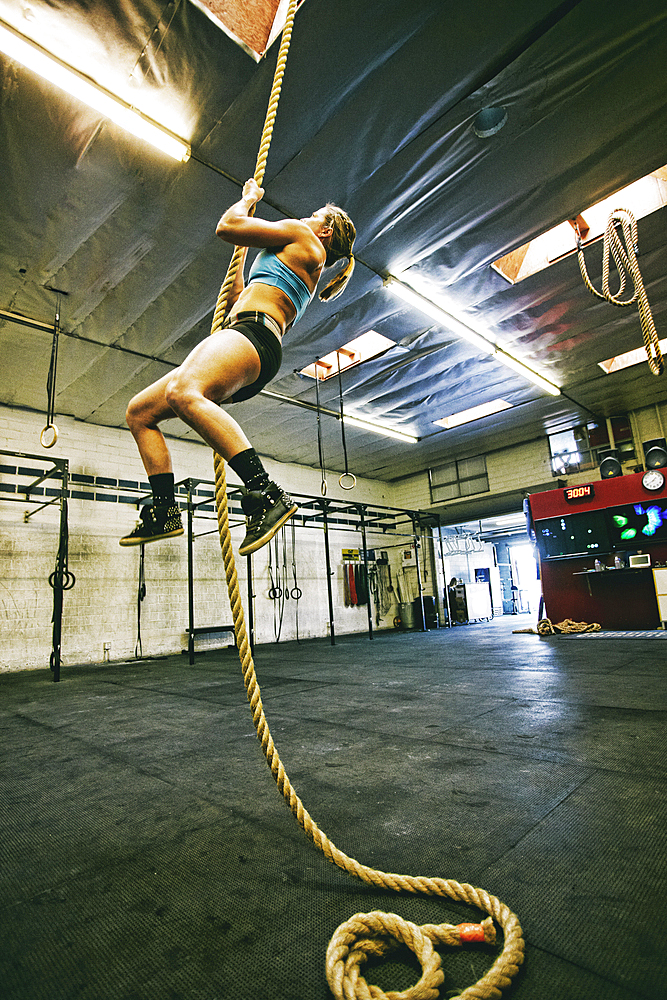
576;207;663;375
210;5;524;995
513;618;601;635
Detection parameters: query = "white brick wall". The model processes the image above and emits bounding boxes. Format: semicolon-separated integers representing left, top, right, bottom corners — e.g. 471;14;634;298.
4;399;666;671
0;408;414;671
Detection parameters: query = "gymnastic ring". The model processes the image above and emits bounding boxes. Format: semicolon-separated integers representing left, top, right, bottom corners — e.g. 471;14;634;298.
40;423;58;448
48;570;76;590
321;480;328;496
339;472;356;490
290;586;303;600
268;586;282;600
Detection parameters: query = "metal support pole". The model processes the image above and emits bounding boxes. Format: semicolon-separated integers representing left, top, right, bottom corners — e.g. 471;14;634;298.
412;514;426;631
186;480;196;664
319;500;336;645
357;505;373;640
436;517;450;627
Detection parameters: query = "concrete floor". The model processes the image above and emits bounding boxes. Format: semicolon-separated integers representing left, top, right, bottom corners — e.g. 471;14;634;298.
1;614;665;1000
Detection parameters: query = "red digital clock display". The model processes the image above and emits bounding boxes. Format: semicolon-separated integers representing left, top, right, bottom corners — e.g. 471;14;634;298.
563;484;595;502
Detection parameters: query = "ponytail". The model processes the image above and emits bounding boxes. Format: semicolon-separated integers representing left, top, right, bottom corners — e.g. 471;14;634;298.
318;204;356;302
319;254;355;302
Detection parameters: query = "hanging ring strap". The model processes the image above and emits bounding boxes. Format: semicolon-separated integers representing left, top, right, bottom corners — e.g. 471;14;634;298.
48;494;76;592
290;519;302;600
267;535;282;599
135;543;147;659
282;530;290;599
315;363;328;495
336;351;356;490
576;208;663;375
41;294;61;448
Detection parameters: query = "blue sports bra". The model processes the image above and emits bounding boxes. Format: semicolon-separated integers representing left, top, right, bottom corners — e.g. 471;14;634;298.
248;249;314;325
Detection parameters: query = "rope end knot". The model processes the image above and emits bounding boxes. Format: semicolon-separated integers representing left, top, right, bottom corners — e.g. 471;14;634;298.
456;917;496;945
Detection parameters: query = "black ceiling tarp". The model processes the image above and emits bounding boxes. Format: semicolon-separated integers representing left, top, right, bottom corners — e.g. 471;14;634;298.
0;0;666;484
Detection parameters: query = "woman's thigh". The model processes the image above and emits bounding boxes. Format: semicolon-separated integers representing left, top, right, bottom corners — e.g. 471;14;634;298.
171;330;261;402
128;370;176;425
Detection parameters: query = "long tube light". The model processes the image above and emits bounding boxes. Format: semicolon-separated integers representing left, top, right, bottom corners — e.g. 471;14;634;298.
386;275;561;396
387;278;494;354
342;412;418;443
0;19;191;162
493;348;561;396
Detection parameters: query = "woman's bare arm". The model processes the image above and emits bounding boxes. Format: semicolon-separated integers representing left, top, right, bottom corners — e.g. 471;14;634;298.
216;179;309;249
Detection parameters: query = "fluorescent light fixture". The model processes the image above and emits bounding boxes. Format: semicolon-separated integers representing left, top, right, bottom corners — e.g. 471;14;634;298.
492;165;667;284
598;337;667;374
387;275;561;395
387;278;494;354
434;399;512;429
342;413;418;443
0;19;191;161
300;329;396;380
493;349;561;395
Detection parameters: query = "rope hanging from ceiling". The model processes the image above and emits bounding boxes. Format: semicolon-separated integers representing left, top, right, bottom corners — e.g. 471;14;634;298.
208;3;524;995
575;207;663;375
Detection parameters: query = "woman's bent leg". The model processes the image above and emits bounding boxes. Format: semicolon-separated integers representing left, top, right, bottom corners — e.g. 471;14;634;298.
164;330;261;461
125;371;177;476
120;372;184;546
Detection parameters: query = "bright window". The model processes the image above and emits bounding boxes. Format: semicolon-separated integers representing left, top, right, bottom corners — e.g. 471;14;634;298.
430;456;489;502
190;0;306;61
492;166;667;284
300;330;395;381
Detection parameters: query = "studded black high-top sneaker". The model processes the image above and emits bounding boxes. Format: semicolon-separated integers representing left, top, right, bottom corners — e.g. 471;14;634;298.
119;503;184;546
238;482;298;556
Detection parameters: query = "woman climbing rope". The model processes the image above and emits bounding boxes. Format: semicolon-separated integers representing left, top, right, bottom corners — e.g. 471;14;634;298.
120;177;356;555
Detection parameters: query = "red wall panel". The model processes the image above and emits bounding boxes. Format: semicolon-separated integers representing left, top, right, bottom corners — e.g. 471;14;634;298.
528;472;667;628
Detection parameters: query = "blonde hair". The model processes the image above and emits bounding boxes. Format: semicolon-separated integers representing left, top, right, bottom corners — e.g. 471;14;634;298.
318;204;356;302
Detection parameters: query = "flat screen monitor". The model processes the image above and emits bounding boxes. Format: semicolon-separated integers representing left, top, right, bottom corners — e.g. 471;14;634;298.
605;501;667;548
535;509;611;559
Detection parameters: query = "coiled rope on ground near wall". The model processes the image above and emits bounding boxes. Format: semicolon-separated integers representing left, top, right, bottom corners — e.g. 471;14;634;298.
209;4;525;995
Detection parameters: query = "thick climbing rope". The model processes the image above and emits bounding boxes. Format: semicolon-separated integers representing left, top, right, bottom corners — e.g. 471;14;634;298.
513;618;601;635
576;208;663;375
209;4;524;995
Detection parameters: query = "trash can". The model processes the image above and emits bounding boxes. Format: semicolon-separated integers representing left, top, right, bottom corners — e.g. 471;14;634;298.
413;595;438;629
399;602;416;629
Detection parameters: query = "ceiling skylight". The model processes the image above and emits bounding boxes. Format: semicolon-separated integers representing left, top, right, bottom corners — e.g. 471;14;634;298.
599;337;667;374
300;330;396;381
434;399;512;429
492;166;667;284
191;0;305;61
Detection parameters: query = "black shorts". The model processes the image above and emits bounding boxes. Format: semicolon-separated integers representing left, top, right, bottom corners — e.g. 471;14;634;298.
222;316;283;403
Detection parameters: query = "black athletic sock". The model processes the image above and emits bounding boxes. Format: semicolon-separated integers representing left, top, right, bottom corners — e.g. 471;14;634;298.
149;472;175;507
228;447;270;492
